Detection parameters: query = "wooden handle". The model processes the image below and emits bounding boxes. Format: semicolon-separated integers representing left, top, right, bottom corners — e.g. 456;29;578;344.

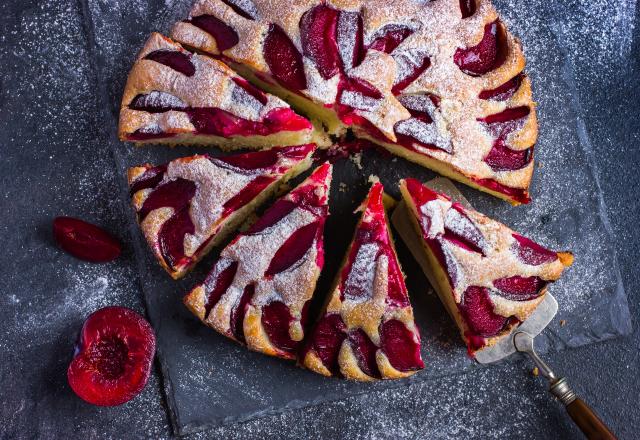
566;398;617;440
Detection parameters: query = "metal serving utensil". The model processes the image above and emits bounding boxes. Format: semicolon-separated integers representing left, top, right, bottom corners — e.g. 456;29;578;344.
395;177;616;439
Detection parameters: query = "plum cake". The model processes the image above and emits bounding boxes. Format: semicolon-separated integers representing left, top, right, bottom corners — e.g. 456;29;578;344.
393;178;573;355
172;0;536;203
128;143;316;279
184;163;332;359
301;181;423;380
119;33;328;149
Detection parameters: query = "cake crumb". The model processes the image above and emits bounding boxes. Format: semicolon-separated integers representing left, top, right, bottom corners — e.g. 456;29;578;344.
560;319;567;327
537;161;544;168
339;182;347;192
349;152;363;170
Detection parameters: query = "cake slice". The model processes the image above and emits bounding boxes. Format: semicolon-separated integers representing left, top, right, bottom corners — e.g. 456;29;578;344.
128;143;316;279
184;163;332;359
393;178;573;356
171;1;536;203
119;33;327;149
301;181;423;380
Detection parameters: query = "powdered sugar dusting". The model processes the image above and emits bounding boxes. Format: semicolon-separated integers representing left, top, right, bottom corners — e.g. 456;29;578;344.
343;242;380;301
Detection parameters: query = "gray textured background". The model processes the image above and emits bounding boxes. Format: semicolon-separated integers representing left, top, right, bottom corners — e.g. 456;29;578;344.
0;0;638;438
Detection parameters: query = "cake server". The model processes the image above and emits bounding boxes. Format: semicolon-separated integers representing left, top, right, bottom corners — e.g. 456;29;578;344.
394;177;616;440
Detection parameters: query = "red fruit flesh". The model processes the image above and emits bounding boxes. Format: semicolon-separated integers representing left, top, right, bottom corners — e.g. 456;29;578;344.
138;178;196;221
391;50;431;95
473;177;531;204
232;76;268;105
459;286;508;337
203;260;239;317
144;50;195;77
405;178;439;205
222;175;275;217
493;275;546;301
340;183;410;308
459;0;476;18
369;25;414;54
129;165;167;196
380;319;424;372
249;165;330;235
386;250;411;308
348;329;380;378
214;148;280;171
129;92;187;113
53;217;122;263
306;313;347;375
261;301;298;353
442;205;487;255
188;107;312;137
479;73;524;101
480;106;530;126
188;15;239;52
264;24;307;91
67;306;155;406
231;284;255;342
484;140;533;172
394;94;452;153
265;221;320;277
220;0;257;20
479;106;532;171
511;234;558;265
128;131;178;141
336;11;364;70
342;76;383;99
453;20;506;76
300;5;341;79
158;208;195;270
248;200;297;234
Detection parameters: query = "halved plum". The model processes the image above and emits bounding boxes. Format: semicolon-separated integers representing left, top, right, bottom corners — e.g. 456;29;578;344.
67;307;156;406
453;20;506;76
304;313;347;375
265;221;321;277
261;301;298;352
264;24;307;91
144;50;195;77
300;5;341;79
204;259;239;317
336;10;365;70
479;73;524;101
459;286;508;337
187;15;239;52
53;217;122;263
369;24;414;54
380;319;424;372
391;49;431;95
348;329;381;378
484;140;533;172
511;233;558;266
493;275;546;301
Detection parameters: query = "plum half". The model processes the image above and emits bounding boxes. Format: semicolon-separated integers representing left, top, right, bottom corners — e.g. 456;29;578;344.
67;307;156;406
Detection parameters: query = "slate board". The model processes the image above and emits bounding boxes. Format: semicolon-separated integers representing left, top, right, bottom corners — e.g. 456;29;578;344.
90;0;632;435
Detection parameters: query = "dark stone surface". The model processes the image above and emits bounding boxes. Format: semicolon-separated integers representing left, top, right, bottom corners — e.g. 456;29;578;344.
1;0;638;438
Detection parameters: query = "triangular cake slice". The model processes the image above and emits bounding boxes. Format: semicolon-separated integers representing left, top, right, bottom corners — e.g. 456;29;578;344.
301;181;423;380
172;1;536;203
119;33;327;149
128;143;316;279
184;163;332;359
393;178;573;356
